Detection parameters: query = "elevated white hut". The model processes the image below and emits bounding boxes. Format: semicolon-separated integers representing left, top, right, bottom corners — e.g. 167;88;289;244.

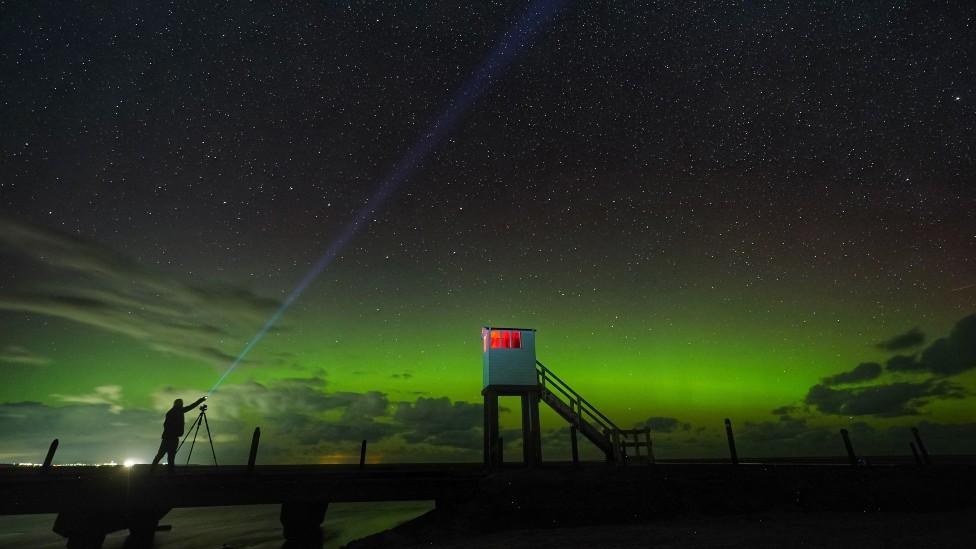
481;326;537;389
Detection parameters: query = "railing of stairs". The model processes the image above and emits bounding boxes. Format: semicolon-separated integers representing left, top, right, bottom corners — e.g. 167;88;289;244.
536;360;655;463
536;360;623;458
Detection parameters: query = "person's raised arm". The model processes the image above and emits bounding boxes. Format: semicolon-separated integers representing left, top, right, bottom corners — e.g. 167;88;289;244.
183;395;207;413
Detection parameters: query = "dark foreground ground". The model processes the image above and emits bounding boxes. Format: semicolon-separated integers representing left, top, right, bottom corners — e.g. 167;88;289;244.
0;502;433;548
348;462;976;548
2;460;973;547
3;507;973;548
350;509;976;549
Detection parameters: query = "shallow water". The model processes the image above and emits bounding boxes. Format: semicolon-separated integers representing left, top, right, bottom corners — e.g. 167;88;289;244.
0;501;434;549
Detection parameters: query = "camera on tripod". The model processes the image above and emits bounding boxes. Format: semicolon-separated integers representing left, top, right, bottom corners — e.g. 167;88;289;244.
176;401;218;467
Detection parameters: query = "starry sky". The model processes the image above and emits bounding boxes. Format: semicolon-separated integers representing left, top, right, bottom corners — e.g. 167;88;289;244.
1;1;974;465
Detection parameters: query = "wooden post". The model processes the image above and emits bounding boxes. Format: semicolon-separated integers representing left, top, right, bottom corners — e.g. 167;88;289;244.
42;438;59;472
602;429;614;463
613;430;622;463
646;427;655;464
570;426;580;468
911;427;931;465
483;393;490;466
521;395;533;466
909;442;922;465
246;427;260;474
483;391;500;468
529;391;542;466
724;418;739;465
840;428;857;466
359;440;367;468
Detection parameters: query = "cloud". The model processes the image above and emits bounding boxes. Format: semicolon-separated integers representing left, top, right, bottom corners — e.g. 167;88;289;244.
886;354;923;372
273;411;399;448
737;419;976;458
52;385;124;414
5;385;976;464
781;314;976;422
821;362;882;386
152;378;398;456
0;345;51;366
771;405;799;417
0;400;160;464
738;418;834;454
0;397;286;464
637;416;691;433
876;327;925;352
882;315;976;376
153;378;332;419
804;380;965;417
910;421;976;453
153;383;485;455
330;391;390;422
916;314;976;376
0;217;283;368
393;397;484;449
735;419;900;457
0;376;550;462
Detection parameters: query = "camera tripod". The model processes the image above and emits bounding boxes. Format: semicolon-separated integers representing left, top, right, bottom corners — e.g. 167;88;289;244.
177;404;218;467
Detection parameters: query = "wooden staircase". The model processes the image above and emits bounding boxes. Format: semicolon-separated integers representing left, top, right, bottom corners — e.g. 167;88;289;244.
536;361;654;463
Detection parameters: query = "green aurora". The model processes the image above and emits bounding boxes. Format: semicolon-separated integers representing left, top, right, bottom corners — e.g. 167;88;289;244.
1;216;973;464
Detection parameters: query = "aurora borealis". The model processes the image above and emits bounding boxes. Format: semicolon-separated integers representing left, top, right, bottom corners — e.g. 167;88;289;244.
1;2;974;466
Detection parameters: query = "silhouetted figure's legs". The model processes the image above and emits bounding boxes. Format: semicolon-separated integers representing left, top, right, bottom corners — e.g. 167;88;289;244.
151;440;166;469
165;437;177;473
150;437;178;474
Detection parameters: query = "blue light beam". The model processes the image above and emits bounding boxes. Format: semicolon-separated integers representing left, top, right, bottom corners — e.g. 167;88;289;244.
209;0;570;393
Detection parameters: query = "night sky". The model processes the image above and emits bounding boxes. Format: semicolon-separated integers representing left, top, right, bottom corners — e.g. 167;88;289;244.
1;1;974;465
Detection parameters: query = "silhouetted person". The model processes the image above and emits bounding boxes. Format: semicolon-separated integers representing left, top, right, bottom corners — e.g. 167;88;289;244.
151;395;206;473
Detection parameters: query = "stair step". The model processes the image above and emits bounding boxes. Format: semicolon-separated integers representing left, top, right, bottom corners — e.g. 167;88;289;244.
540;390;613;455
536;360;654;464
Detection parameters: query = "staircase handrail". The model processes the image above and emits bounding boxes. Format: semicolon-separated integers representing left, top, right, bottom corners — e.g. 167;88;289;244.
536;361;622;434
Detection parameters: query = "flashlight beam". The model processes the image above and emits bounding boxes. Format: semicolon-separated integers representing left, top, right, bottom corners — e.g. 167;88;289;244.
209;0;571;393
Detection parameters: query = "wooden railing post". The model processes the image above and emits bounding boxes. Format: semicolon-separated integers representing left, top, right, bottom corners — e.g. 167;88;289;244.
645;427;655;464
724;418;739;465
840;428;857;466
359;440;367;468
42;438;58;472
246;427;260;474
910;442;922;465
570;426;580;468
613;430;622;463
911;427;931;465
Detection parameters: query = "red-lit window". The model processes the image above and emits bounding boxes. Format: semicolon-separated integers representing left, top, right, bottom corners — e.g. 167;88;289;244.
489;330;522;350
